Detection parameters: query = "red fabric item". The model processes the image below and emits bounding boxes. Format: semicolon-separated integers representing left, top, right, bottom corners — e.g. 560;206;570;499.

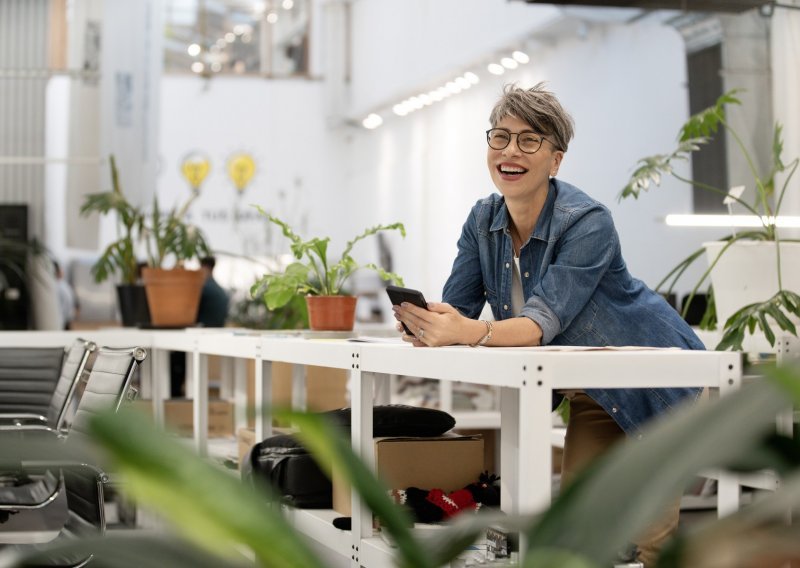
425;488;477;518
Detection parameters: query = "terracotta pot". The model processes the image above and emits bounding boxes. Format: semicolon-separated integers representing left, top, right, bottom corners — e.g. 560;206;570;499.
305;295;357;331
141;267;205;327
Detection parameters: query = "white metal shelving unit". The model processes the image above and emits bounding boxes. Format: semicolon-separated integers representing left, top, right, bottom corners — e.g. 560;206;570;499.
0;330;742;566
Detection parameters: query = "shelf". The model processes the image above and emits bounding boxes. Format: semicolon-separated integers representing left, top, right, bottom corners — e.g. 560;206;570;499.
359;536;397;568
452;411;501;429
700;468;780;491
281;507;351;558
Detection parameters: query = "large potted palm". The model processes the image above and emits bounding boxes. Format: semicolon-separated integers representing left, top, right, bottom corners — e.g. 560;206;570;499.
620;90;800;351
251;206;405;331
80;155;150;327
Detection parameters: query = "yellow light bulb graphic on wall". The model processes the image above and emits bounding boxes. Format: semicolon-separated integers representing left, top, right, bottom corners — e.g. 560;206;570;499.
227;153;256;194
180;152;211;193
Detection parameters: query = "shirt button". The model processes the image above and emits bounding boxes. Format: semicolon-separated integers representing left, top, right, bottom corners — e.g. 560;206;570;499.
524;272;530;278
484;291;487;297
611;407;618;413
503;304;509;311
505;262;510;269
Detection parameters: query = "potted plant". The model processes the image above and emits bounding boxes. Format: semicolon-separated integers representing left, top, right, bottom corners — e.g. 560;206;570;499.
80;155;150;327
81;155;212;328
620;90;800;351
139;194;212;327
251;205;406;331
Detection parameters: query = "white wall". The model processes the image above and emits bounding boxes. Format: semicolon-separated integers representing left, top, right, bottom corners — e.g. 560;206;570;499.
347;0;562;116
158;76;357;285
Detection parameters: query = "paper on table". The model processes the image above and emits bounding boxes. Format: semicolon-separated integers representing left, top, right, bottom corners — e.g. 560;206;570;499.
347;336;406;344
504;345;683;352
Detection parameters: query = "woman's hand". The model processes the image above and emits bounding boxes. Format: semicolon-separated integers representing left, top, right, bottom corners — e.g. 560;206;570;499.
393;301;479;347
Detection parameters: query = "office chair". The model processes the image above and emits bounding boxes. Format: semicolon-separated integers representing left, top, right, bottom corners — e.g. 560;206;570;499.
0;338;98;435
0;345;147;556
0;347;66;416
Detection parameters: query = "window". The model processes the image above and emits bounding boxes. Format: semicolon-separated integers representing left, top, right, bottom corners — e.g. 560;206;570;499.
686;43;728;213
163;0;311;77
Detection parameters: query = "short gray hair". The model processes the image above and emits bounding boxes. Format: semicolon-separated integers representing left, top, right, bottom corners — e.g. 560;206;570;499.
489;82;575;152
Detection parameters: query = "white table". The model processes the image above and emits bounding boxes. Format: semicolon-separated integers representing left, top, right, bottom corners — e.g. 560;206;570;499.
0;329;741;567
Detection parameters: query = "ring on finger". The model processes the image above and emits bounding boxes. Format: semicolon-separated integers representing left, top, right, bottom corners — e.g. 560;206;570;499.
418;328;425;339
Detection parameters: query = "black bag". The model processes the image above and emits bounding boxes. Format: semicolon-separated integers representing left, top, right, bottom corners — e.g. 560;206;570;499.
322;404;456;437
242;434;331;509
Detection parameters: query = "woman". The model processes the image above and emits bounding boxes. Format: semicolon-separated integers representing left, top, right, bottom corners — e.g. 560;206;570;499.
393;83;704;566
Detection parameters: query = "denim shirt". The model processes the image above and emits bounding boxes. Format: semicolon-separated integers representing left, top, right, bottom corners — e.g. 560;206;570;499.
442;179;704;437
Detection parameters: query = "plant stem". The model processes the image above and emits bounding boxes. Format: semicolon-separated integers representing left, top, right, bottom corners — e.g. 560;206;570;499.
721;118;772;218
672;173;765;223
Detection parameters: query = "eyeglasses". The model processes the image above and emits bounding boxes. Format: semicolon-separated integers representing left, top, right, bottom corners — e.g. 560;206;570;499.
486;128;550;154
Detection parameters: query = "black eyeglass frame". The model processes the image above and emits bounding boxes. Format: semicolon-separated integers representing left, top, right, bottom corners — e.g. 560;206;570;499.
485;128;552;154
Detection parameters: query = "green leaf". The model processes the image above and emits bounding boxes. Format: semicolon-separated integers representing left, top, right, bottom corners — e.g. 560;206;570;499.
716;291;800;351
10;534;253;568
249;208;406;304
662;469;800;567
525;379;788;565
87;408;325;568
278;409;432;568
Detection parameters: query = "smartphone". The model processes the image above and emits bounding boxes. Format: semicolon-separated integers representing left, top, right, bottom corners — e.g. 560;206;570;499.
386;285;429;335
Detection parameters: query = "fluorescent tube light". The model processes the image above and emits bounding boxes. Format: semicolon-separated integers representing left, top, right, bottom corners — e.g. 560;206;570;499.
665;214;800;228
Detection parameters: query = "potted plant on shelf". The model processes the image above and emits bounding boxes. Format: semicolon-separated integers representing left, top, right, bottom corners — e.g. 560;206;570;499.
620;90;800;351
80;155;150;327
139;194;212;327
251;205;406;331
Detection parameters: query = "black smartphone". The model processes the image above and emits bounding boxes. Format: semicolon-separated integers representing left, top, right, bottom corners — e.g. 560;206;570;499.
386;285;429;335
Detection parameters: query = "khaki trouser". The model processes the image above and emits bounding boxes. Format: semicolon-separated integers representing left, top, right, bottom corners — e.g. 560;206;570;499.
560;392;681;568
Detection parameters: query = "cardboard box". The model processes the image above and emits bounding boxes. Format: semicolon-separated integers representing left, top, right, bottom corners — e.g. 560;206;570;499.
333;434;484;516
246;361;348;428
455;428;497;473
134;399;234;437
455;428;564;474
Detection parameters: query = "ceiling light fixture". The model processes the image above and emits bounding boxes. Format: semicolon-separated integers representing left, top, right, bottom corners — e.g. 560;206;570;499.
501;57;518;69
512;50;530;64
487;63;505;75
464;71;480;84
665;214;800;228
362;113;383;129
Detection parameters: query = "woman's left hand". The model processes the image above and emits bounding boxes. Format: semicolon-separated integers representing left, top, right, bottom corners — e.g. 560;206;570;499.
393;301;468;347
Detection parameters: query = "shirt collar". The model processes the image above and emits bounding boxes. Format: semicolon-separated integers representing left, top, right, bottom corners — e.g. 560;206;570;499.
489;179;558;241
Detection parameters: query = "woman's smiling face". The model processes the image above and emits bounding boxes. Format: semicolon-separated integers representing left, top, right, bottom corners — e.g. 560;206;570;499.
487;114;563;202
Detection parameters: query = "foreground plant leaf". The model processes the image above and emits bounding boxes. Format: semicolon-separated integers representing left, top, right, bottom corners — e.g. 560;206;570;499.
0;534;252;568
525;377;790;565
280;410;432;568
88;408;324;568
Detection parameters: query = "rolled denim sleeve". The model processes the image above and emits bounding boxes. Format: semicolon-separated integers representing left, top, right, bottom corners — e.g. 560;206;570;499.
442;208;488;319
519;205;618;345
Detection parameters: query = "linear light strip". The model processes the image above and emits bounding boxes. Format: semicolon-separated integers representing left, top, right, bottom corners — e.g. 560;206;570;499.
665;214;800;228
